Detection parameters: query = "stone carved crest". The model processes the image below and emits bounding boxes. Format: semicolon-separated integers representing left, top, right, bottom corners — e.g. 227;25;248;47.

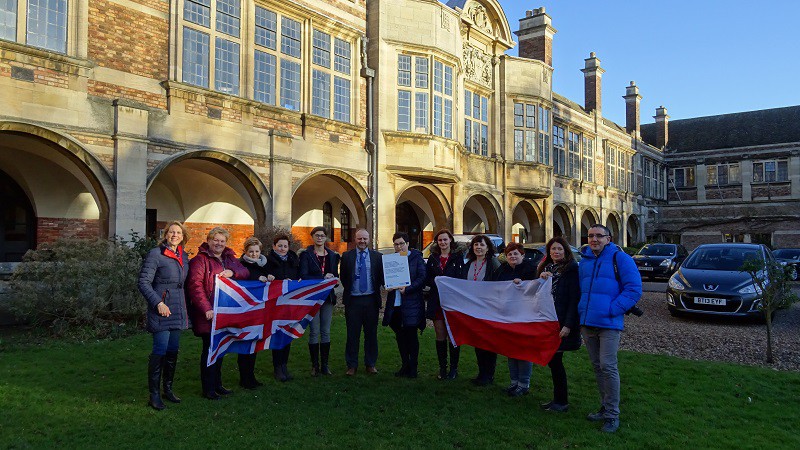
467;4;493;36
462;43;492;87
441;11;451;31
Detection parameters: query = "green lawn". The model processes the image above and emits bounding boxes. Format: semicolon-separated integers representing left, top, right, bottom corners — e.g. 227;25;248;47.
2;316;798;449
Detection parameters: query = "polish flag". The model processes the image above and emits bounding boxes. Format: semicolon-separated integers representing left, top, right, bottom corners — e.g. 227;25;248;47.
436;277;561;365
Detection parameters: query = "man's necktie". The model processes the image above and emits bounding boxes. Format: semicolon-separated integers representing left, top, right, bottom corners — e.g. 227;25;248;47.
358;251;368;292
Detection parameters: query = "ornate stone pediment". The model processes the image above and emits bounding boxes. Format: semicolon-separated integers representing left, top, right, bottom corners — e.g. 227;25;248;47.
462;42;492;87
467;4;494;36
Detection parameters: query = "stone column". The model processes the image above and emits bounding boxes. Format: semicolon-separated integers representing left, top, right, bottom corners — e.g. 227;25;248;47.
111;100;149;239
572;205;581;248
269;130;294;229
696;163;707;202
741;159;753;201
542;199;553;241
790;154;800;197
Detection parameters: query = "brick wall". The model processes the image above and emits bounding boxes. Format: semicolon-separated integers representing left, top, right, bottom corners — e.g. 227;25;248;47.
293;226;354;254
705;185;742;200
752;183;792;198
169;222;255;257
37;218;102;244
519;37;552;66
668;188;697;202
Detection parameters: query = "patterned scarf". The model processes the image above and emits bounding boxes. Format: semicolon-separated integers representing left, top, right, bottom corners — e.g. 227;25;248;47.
545;261;569;296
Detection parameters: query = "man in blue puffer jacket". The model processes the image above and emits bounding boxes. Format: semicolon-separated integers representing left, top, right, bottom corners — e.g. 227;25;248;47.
578;224;642;434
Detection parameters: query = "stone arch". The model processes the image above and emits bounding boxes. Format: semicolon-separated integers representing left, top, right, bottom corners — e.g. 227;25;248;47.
553;203;574;243
146;150;270;252
606;212;622;244
292;170;368;253
461;192;502;235
579;208;600;245
511;199;544;243
0;122;114;250
627;214;641;245
395;184;451;250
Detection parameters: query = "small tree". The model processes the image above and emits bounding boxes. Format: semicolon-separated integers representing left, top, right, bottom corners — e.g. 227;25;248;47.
740;258;799;363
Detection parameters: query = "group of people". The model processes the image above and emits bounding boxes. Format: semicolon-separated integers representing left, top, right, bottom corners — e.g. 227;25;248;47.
137;222;641;434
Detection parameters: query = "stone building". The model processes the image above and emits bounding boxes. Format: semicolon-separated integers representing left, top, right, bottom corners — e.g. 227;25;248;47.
0;0;663;263
641;105;800;249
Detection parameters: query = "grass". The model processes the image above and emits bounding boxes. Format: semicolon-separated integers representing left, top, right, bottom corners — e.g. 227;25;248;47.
1;315;799;449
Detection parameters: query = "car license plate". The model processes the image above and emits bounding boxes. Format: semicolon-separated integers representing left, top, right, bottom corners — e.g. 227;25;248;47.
695;297;726;306
638;267;653;271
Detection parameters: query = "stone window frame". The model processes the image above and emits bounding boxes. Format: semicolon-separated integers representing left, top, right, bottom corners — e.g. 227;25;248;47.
310;28;353;122
464;88;489;156
171;0;360;122
0;0;88;58
670;166;695;189
567;130;581;179
752;159;789;183
552;124;566;176
706;162;740;186
396;52;455;136
581;135;594;183
512;102;537;163
538;106;551;165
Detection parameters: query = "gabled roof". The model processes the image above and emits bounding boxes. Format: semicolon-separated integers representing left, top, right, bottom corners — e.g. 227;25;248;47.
640;105;800;152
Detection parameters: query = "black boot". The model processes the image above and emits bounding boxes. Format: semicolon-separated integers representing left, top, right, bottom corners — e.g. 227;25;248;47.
214;358;233;395
447;344;460;380
435;340;448;380
320;342;332;375
309;343;320;377
162;352;181;403
148;354;166;410
238;353;262;389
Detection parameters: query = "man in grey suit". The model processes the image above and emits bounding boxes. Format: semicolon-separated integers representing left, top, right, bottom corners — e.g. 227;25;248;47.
340;228;384;375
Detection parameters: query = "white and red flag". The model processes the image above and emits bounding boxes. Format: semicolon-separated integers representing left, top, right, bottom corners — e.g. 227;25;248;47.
435;277;561;365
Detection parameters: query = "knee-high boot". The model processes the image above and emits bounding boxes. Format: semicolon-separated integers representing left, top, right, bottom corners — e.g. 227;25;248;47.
319;342;332;376
435;340;448;380
162;352;181;403
148;354;166;410
447;344;460;380
309;343;320;376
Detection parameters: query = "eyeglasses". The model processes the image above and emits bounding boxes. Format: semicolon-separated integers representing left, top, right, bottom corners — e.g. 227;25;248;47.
393;241;408;247
587;234;609;239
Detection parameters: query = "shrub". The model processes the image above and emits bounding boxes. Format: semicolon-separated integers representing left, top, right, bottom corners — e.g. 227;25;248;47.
253;225;304;253
8;234;157;339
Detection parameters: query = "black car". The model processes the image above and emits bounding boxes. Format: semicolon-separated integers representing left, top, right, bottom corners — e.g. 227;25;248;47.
666;243;773;318
772;248;800;281
633;243;688;280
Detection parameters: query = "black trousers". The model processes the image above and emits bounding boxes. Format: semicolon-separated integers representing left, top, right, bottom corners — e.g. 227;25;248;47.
474;347;497;380
272;344;291;367
200;334;225;392
548;351;569;404
345;294;379;368
389;308;419;371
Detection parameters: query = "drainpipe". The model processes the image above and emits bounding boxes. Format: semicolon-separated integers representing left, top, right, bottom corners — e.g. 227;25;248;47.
360;36;377;247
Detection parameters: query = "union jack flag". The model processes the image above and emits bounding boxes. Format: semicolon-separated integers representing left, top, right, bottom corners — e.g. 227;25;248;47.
207;276;339;366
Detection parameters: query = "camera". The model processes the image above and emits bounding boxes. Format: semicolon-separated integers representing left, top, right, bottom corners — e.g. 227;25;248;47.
625;305;644;317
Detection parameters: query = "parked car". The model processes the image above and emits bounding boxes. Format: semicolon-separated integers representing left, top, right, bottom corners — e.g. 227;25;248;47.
772;248;800;281
633;243;689;280
666;243;774;318
521;242;582;267
421;233;505;260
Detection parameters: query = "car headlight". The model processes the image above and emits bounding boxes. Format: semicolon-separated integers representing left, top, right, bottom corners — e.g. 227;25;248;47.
668;277;685;290
659;259;669;267
738;283;763;295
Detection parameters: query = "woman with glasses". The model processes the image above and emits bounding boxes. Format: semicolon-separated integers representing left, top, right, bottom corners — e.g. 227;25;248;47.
187;227;250;400
424;229;465;379
382;232;427;378
537;236;581;412
299;226;340;376
459;234;500;386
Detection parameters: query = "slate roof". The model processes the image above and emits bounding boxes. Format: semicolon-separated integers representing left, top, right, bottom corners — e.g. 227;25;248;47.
640;105;800;152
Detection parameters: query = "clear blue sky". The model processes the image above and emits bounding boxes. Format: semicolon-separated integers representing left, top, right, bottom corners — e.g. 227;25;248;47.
492;1;800;125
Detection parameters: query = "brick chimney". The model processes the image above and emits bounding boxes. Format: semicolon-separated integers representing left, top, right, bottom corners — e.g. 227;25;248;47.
623;81;641;137
654;106;669;148
515;7;557;66
581;52;604;114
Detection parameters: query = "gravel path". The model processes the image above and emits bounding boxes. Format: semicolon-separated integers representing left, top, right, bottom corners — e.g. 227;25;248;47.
620;290;800;371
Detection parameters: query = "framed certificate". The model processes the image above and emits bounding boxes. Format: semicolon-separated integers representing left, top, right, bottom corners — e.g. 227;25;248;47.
382;252;411;289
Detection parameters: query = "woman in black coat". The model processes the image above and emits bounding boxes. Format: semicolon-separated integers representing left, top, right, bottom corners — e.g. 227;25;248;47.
298;226;340;376
537;236;581;412
424;229;465;380
137;221;191;411
459;234;501;386
382;232;427;378
493;242;538;397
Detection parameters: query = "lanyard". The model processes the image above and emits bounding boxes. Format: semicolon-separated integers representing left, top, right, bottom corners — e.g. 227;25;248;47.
316;252;326;274
472;258;488;281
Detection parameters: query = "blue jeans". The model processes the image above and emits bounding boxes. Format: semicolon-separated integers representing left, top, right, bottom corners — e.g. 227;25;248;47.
308;301;333;344
581;326;621;419
152;330;181;355
507;358;533;388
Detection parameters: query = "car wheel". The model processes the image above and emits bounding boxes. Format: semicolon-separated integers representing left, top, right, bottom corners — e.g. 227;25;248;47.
789;266;798;281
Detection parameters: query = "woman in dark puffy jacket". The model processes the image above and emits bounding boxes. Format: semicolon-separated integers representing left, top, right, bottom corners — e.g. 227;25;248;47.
187;227;250;400
239;235;301;384
298;226;340;376
138;221;190;411
382;232;426;378
493;242;538;398
424;229;464;380
537;236;581;412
